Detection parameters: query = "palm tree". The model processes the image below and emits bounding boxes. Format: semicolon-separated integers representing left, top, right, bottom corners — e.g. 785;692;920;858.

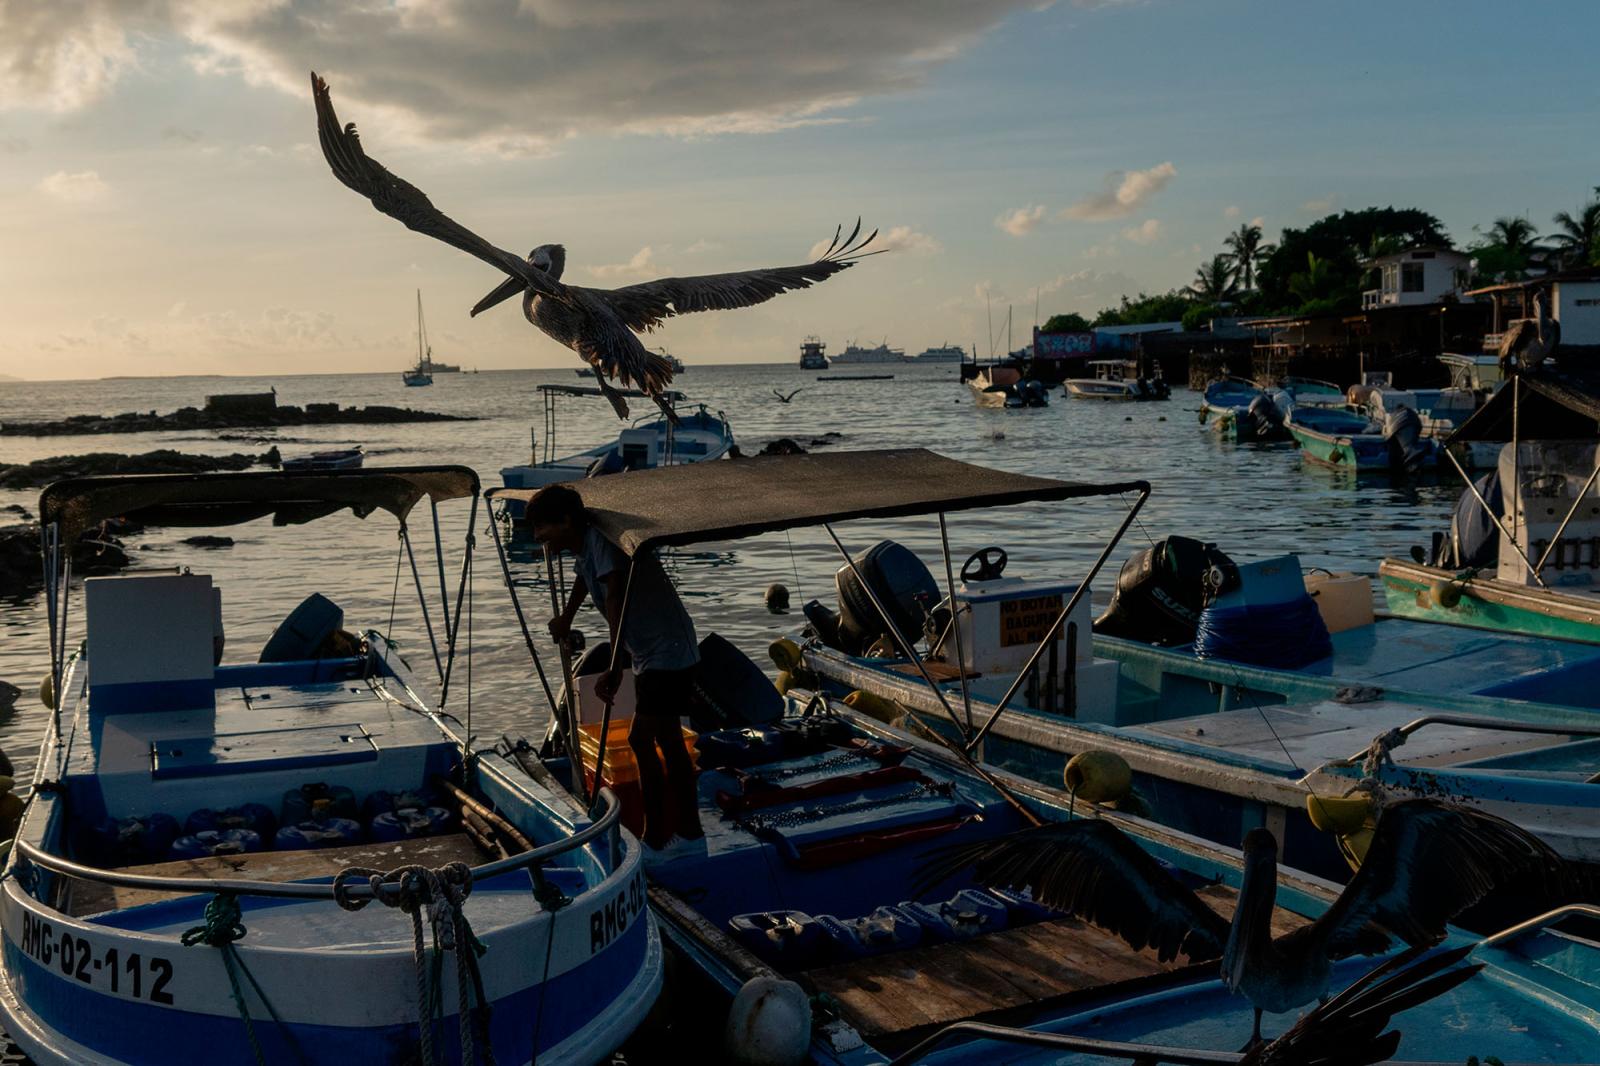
1223;223;1274;291
1488;216;1541;260
1189;255;1239;303
1550;201;1600;268
1288;251;1334;304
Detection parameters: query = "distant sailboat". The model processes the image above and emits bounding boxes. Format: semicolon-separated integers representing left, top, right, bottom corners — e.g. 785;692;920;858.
402;290;434;387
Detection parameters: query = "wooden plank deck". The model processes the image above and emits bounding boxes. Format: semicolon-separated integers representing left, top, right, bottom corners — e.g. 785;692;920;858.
65;833;487;917
803;882;1309;1041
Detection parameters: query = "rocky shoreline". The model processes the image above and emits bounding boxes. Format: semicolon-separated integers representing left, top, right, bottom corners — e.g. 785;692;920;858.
1;400;470;436
0;448;280;489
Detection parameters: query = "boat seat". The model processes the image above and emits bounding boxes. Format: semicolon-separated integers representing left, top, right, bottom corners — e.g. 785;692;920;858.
63;832;488;917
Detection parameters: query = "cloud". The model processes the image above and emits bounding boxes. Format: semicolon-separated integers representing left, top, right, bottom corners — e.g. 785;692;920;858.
1062;162;1176;220
874;225;941;254
0;1;1040;148
1224;205;1240;219
588;246;660;279
684;238;721;255
1121;218;1161;244
996;204;1047;237
1302;195;1337;214
37;169;109;203
1250;215;1265;229
161;124;203;143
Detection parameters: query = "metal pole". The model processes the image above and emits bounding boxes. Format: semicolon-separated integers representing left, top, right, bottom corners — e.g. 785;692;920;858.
438;493;479;708
487;508;560;715
1442;447;1547;590
823;524;970;743
401;525;445;680
588;559;637;813
936;513;974;733
1511;374;1520;542
545;550;584;792
430;497;451;626
1532;461;1600;576
966;485;1149;754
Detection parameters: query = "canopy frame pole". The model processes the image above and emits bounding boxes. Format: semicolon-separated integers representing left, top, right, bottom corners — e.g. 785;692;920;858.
42;524;65;746
430;497;451;626
1532;461;1600;576
438;493;479;708
966;485;1149;755
823;523;971;743
486;508;561;717
546;550;584;793
588;558;638;814
936;513;974;733
1442;447;1547;590
400;523;445;680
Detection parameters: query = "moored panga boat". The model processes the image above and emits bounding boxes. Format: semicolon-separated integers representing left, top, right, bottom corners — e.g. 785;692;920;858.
1;467;660;1065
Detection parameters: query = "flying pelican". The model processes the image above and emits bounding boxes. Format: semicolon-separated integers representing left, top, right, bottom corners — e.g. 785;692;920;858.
311;73;879;421
916;798;1566;1048
771;387;805;404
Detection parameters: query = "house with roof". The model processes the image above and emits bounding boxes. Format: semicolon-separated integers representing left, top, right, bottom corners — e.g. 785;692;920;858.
1465;267;1600;351
1361;246;1474;310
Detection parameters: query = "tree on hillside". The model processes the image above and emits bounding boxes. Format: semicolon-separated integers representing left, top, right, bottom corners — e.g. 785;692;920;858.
1223;222;1274;291
1550;201;1600;268
1092;291;1192;327
1468;215;1544;281
1041;312;1092;333
1189;255;1239;303
1256;207;1449;311
1288;251;1337;304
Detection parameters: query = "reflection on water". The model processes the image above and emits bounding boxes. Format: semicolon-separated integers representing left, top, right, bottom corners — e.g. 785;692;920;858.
0;365;1458;784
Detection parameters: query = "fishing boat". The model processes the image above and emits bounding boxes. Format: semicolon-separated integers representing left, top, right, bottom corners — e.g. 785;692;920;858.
1284;404;1437;474
481;454;1600;1064
2;467;660;1065
280;446;364;472
1382;371;1600;643
402;290;434;387
797;337;829;370
498;384;731;520
1281;376;1345;407
967;365;1047;408
1062;360;1170;401
1198;378;1288;441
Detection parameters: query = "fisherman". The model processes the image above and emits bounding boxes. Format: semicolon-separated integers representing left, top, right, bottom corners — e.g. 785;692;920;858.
526;483;705;858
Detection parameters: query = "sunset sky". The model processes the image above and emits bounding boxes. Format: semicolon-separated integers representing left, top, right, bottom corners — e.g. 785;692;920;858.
2;0;1597;379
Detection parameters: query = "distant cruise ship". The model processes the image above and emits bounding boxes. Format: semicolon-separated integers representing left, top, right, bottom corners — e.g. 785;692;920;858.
913;343;966;363
830;341;906;365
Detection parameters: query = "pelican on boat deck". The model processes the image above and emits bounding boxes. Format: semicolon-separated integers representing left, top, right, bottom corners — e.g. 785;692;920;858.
917;797;1571;1047
311;73;879;422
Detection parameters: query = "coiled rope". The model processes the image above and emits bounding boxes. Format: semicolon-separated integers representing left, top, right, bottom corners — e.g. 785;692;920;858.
180;893;306;1066
332;862;495;1066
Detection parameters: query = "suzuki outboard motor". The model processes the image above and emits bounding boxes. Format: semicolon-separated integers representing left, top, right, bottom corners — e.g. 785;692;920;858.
1383;406;1430;473
1095;536;1238;646
1428;471;1502;569
834;540;940;655
1245;393;1284;437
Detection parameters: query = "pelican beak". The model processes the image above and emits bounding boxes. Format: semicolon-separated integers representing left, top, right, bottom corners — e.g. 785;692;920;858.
471;275;525;317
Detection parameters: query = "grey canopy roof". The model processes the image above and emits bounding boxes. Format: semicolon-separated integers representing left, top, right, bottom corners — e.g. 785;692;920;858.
1449;372;1600;443
488;448;1147;555
41;466;479;546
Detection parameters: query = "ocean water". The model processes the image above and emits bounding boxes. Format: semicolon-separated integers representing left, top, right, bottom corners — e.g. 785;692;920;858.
0;363;1459;785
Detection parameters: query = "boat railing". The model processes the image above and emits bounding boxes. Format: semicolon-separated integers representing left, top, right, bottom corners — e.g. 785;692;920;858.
1474;903;1600;951
1324;713;1600;776
13;786;624;906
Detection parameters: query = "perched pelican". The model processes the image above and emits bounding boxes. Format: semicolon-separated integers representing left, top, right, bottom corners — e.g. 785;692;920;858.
917;798;1567;1047
771;387;805;404
1497;292;1561;375
311;73;878;421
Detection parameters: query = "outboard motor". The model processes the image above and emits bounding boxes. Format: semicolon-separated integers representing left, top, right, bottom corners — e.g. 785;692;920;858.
1428;471;1502;568
1095;536;1238;646
1383;406;1431;473
1245;393;1283;438
833;540;940;655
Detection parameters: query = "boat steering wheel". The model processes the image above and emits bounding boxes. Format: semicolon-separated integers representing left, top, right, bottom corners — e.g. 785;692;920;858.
961;546;1008;583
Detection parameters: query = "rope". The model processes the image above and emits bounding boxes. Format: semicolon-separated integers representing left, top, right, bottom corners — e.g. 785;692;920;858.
1359;727;1408;778
180;894;306;1066
332;862;494;1066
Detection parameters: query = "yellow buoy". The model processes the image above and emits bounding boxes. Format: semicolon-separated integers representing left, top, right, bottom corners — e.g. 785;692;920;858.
1063;751;1133;805
768;638;804;672
1336;827;1375;867
842;689;906;726
1305;793;1374;834
774;670;795;695
1429;579;1463;609
39;673;55;710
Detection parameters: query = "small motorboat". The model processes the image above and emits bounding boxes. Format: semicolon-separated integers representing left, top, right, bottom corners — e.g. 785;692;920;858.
280;446;364;472
7;467;661;1064
1282;375;1346;407
967;365;1048;407
1286;403;1437;473
1199;377;1288;441
1063;359;1170;401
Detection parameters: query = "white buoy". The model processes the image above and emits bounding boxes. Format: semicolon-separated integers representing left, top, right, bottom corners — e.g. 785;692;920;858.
724;975;811;1066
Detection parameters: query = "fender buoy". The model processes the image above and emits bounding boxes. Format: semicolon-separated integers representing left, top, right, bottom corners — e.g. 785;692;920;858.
39;674;55;710
1063;751;1132;805
768;639;803;672
842;690;905;727
1306;793;1378;872
724;975;811;1066
1429;579;1463;609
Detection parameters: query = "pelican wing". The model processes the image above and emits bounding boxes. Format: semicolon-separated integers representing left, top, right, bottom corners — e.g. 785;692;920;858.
588;221;879;333
311;73;563;300
915;818;1230;963
1312;799;1567;958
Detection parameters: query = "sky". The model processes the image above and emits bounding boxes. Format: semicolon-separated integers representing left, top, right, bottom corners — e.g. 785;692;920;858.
1;0;1597;380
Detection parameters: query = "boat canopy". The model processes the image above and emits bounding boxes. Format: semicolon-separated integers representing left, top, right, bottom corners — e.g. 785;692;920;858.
488;448;1147;555
40;465;480;545
1449;372;1600;443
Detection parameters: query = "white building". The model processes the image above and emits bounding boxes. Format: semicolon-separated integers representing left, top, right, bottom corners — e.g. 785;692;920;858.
1467;268;1600;348
1361;246;1473;309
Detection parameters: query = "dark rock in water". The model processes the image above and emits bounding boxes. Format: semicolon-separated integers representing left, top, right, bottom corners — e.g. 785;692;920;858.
765;583;790;614
182;535;235;550
0;448;278;489
0;524;130;597
2;402;471;437
759;438;807;456
807;432;844;447
2;504;30;520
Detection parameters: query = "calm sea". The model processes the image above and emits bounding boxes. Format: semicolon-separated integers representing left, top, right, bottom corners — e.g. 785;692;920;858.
0;364;1458;784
